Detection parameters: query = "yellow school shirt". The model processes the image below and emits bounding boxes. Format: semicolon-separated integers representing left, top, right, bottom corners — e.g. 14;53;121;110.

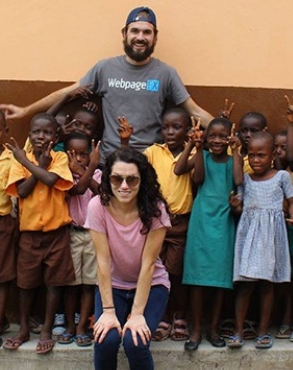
0;147;13;215
144;143;194;214
6;150;73;231
228;146;252;174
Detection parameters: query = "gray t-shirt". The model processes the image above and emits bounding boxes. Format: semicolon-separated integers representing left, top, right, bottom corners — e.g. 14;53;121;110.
80;55;190;162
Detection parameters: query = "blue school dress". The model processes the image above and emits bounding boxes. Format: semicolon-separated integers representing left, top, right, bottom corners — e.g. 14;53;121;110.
233;171;293;283
183;150;235;289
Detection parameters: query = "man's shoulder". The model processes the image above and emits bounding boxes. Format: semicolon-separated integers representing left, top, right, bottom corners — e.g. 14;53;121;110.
149;57;176;71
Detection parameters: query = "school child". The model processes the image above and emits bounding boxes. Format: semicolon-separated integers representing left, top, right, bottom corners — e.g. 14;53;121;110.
53;106;101;153
0;111;16;345
175;117;243;351
228;130;293;349
3;113;75;354
141;107;195;341
49;85;102;150
272;129;293;340
24;85;102;154
57;132;101;347
218;111;269;338
237;111;267;173
272;96;293;341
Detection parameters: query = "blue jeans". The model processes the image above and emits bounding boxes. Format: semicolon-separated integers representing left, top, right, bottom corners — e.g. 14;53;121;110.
94;285;169;370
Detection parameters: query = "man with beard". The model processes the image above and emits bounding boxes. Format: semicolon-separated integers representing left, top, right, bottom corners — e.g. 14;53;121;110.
1;6;213;163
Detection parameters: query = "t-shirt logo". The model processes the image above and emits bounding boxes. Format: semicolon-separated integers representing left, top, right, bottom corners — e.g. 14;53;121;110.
146;79;159;92
108;78;160;92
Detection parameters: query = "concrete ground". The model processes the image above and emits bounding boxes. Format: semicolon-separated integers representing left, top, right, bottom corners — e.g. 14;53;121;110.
1;324;293;370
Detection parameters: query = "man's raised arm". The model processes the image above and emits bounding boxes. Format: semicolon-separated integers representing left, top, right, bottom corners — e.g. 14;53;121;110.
0;81;80;120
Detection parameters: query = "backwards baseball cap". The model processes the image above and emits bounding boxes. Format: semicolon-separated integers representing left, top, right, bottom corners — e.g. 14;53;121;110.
125;6;157;28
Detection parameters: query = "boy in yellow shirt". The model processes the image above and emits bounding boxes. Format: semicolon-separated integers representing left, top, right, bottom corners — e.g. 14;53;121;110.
3;113;74;354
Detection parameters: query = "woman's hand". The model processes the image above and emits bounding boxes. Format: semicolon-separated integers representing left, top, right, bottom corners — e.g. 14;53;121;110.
122;313;151;346
93;311;122;343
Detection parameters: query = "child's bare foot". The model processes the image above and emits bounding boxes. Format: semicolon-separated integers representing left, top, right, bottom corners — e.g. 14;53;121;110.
74;333;92;347
57;332;75;344
36;338;55;354
36;331;55;354
74;324;92;347
3;330;30;350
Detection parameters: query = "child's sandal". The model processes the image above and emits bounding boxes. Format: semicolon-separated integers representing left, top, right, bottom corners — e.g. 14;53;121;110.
170;314;189;341
275;324;291;339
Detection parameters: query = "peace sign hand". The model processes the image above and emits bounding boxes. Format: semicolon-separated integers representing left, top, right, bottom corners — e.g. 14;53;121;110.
38;141;54;169
189;117;203;148
284;95;293;123
5;137;27;164
67;149;85;176
89;140;101;167
220;98;235;119
228;123;241;150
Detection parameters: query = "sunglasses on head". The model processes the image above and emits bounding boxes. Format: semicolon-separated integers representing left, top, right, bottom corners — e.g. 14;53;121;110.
109;174;140;187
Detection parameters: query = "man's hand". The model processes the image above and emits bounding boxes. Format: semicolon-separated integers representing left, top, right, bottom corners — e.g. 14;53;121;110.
0;105;26;120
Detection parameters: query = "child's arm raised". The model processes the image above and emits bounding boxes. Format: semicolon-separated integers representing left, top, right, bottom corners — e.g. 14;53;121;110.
117;116;133;148
0;82;80;121
47;85;93;116
174;117;201;175
220;98;235;119
68;140;101;196
6;138;59;197
228;123;244;186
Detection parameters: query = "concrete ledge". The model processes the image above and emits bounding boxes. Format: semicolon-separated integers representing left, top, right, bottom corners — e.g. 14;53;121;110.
1;325;293;370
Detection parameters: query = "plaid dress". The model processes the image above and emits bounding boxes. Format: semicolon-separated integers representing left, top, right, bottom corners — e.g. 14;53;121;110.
233;171;293;283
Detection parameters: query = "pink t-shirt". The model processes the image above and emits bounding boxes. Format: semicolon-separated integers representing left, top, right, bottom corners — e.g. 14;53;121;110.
68;169;102;227
84;195;171;290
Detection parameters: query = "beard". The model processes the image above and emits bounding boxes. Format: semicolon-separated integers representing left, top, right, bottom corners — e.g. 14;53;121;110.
123;38;155;62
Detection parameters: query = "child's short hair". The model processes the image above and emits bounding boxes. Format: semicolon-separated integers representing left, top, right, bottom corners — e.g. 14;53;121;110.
74;107;99;124
274;129;287;138
240;112;267;128
64;132;90;151
249;130;275;151
30;112;58;129
162;107;191;127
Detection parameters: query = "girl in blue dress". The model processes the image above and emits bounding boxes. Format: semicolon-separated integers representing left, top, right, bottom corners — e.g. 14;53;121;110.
175;118;243;351
229;130;293;349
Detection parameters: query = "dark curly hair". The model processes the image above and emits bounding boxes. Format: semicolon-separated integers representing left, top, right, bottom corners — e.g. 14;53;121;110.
99;147;168;234
206;117;232;136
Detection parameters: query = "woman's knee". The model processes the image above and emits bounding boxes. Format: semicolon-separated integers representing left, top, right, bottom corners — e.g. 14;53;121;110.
95;328;121;354
123;330;150;356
